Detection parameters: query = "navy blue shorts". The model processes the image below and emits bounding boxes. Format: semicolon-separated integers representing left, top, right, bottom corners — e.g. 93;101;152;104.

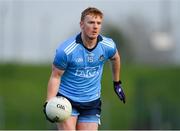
57;93;102;124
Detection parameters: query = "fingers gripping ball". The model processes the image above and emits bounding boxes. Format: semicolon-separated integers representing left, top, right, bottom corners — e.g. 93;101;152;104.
45;96;72;122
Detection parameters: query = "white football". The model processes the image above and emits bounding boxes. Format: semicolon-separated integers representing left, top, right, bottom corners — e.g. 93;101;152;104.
46;96;72;122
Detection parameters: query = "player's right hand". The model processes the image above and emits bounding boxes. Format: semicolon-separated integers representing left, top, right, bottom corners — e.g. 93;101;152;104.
43;102;55;123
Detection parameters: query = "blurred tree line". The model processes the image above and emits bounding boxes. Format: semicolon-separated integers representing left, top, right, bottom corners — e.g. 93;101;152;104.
101;24;180;129
102;23;133;64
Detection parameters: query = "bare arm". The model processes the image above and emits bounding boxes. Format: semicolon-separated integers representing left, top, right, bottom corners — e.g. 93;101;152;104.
46;64;64;101
110;50;125;103
110;50;121;81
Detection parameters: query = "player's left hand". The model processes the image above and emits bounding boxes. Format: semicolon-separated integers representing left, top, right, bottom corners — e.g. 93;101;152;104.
113;81;126;104
43;102;56;123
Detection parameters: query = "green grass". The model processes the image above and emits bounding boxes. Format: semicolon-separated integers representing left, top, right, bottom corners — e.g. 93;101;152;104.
0;64;51;129
0;63;180;129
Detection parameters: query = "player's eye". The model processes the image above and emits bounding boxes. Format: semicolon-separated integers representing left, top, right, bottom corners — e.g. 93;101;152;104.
88;21;95;24
97;22;101;25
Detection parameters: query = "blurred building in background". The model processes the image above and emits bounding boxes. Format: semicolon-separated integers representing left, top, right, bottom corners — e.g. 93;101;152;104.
0;0;180;65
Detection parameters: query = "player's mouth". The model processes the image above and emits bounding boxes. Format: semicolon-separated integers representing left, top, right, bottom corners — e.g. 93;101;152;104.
92;31;98;35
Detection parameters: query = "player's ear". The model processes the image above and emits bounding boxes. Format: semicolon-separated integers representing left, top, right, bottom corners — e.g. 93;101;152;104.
80;21;84;29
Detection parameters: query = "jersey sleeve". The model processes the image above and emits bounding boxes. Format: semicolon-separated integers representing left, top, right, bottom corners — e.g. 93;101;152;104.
53;48;68;70
103;38;117;59
108;40;117;59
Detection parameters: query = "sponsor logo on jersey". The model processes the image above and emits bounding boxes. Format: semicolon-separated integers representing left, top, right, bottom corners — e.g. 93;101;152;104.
75;66;99;78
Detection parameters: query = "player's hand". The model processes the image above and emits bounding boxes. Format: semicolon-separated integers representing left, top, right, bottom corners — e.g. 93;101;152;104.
113;81;126;104
43;102;55;123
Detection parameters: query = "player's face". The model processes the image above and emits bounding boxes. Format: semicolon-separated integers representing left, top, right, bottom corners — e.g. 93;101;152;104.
80;15;102;40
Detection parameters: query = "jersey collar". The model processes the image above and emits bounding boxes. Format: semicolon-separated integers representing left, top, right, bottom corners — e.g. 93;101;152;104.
75;33;103;52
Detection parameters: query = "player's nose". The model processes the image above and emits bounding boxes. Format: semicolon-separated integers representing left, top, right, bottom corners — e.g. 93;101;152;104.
93;24;98;29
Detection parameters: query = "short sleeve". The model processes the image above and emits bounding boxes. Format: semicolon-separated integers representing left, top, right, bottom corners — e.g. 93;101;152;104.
102;38;117;59
53;48;67;70
107;40;117;59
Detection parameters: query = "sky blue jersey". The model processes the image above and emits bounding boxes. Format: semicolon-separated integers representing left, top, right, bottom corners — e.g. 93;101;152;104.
53;33;117;102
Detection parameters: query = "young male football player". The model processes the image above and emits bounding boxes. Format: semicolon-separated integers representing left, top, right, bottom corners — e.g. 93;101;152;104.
43;7;126;130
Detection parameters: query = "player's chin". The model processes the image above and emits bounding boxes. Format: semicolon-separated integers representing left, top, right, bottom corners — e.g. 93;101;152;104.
89;34;98;40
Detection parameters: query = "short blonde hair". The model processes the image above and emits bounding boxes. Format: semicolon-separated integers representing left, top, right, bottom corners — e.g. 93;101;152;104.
81;7;103;21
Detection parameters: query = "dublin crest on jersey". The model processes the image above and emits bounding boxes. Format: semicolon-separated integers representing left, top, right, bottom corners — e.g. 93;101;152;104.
99;55;104;61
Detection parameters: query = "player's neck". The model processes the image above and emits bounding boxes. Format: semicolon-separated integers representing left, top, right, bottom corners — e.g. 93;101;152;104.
81;33;97;49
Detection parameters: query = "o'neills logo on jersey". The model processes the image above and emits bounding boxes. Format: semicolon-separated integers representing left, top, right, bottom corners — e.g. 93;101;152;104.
75;66;99;78
76;57;83;63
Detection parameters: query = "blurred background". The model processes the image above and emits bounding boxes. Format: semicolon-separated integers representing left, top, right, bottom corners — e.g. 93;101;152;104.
0;0;180;130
